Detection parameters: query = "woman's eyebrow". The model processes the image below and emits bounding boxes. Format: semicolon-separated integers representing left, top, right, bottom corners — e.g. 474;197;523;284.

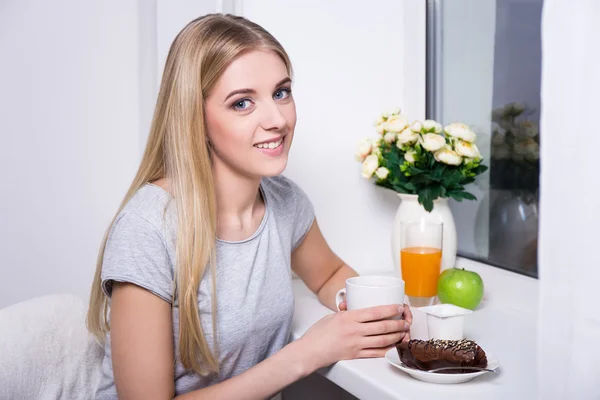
223;77;292;102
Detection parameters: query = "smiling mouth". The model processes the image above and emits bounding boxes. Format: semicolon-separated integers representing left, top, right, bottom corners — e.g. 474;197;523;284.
253;137;284;149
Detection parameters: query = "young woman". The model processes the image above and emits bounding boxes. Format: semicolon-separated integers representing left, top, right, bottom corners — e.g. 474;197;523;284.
87;14;412;400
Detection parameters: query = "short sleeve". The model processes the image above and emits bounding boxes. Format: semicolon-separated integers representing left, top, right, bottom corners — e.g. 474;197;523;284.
101;213;174;304
288;179;316;251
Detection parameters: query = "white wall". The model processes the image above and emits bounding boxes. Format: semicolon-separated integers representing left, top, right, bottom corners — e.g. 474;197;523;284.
0;0;424;307
242;0;425;277
0;0;228;309
0;0;145;307
0;1;422;398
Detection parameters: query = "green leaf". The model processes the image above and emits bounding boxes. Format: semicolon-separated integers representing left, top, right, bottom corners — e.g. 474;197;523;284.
430;184;442;200
404;182;416;191
432;163;445;179
439;185;447;197
408;166;425;176
428;154;436;169
418;187;434;212
460;192;477;201
472;164;489;175
449;191;464;202
392;183;411;194
448;191;477;202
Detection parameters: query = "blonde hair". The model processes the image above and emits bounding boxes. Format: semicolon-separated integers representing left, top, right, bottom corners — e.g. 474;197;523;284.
87;14;292;376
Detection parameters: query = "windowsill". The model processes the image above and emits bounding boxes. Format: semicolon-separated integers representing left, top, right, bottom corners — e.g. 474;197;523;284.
290;257;539;399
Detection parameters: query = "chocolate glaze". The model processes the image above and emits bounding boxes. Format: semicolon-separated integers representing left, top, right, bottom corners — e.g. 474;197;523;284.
396;339;488;374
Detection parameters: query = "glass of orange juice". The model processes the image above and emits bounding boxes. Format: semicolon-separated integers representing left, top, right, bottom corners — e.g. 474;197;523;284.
400;221;443;307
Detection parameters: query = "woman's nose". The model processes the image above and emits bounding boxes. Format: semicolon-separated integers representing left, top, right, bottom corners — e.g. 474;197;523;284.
260;101;287;131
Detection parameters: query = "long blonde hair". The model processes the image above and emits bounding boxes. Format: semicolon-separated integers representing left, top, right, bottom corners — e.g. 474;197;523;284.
87;14;292;376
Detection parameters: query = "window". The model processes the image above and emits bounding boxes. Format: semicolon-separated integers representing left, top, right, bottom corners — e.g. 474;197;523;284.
426;0;542;277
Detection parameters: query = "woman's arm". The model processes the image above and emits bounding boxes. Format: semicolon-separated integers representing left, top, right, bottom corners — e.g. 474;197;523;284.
291;219;359;310
111;282;407;400
111;282;309;400
292;220;413;326
110;283;175;399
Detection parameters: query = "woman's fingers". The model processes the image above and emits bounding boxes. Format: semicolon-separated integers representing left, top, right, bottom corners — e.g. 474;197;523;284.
350;304;403;323
402;303;413;324
360;318;410;336
362;331;406;349
357;345;397;359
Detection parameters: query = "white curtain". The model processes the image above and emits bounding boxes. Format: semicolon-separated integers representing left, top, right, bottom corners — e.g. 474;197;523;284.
539;1;600;398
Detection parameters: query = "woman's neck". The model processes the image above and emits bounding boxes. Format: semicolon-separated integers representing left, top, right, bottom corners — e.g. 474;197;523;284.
211;157;265;241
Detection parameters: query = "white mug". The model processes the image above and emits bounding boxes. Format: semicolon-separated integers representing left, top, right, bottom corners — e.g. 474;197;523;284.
335;276;405;311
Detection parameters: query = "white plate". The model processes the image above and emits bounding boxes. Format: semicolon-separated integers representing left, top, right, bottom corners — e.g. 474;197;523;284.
385;348;500;384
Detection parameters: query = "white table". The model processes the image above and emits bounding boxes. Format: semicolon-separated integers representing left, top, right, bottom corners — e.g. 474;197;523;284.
290;258;539;400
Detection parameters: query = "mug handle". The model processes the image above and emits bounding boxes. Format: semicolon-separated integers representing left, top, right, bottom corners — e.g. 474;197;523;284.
335;288;346;311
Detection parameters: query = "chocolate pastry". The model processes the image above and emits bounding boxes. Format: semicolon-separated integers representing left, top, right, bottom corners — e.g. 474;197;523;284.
396;339;487;374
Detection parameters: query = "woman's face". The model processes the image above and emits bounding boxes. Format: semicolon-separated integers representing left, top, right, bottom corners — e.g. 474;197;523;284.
204;49;296;179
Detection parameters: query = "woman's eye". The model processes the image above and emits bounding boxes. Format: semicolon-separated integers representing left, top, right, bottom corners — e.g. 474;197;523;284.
233;99;252;110
274;88;291;100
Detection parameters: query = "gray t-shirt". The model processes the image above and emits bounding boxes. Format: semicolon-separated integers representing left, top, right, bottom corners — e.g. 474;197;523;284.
94;175;315;399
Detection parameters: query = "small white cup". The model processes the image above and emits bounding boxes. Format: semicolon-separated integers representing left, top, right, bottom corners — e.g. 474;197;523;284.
419;303;473;340
335;276;405;311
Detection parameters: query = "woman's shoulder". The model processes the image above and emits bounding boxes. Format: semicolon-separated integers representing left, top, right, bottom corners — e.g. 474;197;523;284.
262;175;315;249
261;174;307;200
112;184;175;237
261;175;314;215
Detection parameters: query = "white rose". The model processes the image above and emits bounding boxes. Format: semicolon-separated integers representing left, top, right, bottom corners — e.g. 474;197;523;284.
521;138;539;161
383;114;409;133
372;137;382;147
521;121;539;138
434;148;462;166
381;111;390;118
420;133;446;152
444;123;477;142
375;123;385;134
513;139;530;156
434;122;443;134
383;131;397;143
455;139;481;158
375;167;390;180
410;121;423;132
525;138;539;153
391;107;401;116
373;116;385;126
422;119;438;132
404;150;417;163
508;102;525;115
361;154;379;178
491;130;505;146
371;137;382;156
525;143;540;161
396;127;419;145
354;138;372;162
492;143;511;160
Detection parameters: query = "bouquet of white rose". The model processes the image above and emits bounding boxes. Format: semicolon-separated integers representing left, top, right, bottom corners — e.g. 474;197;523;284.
356;108;488;212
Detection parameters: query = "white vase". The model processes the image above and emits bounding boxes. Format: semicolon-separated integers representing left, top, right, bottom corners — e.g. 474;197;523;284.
391;194;457;273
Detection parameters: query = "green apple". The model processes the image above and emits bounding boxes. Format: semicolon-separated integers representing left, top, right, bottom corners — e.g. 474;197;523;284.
437;268;484;310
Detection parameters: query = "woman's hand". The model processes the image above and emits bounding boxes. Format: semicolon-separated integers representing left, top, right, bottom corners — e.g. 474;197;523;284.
337;301;413;327
297;304;412;371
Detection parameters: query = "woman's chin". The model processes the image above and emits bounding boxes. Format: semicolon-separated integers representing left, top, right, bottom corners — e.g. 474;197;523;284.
256;157;289;177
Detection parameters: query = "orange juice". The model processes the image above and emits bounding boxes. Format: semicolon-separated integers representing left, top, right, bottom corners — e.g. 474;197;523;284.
400;246;442;297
